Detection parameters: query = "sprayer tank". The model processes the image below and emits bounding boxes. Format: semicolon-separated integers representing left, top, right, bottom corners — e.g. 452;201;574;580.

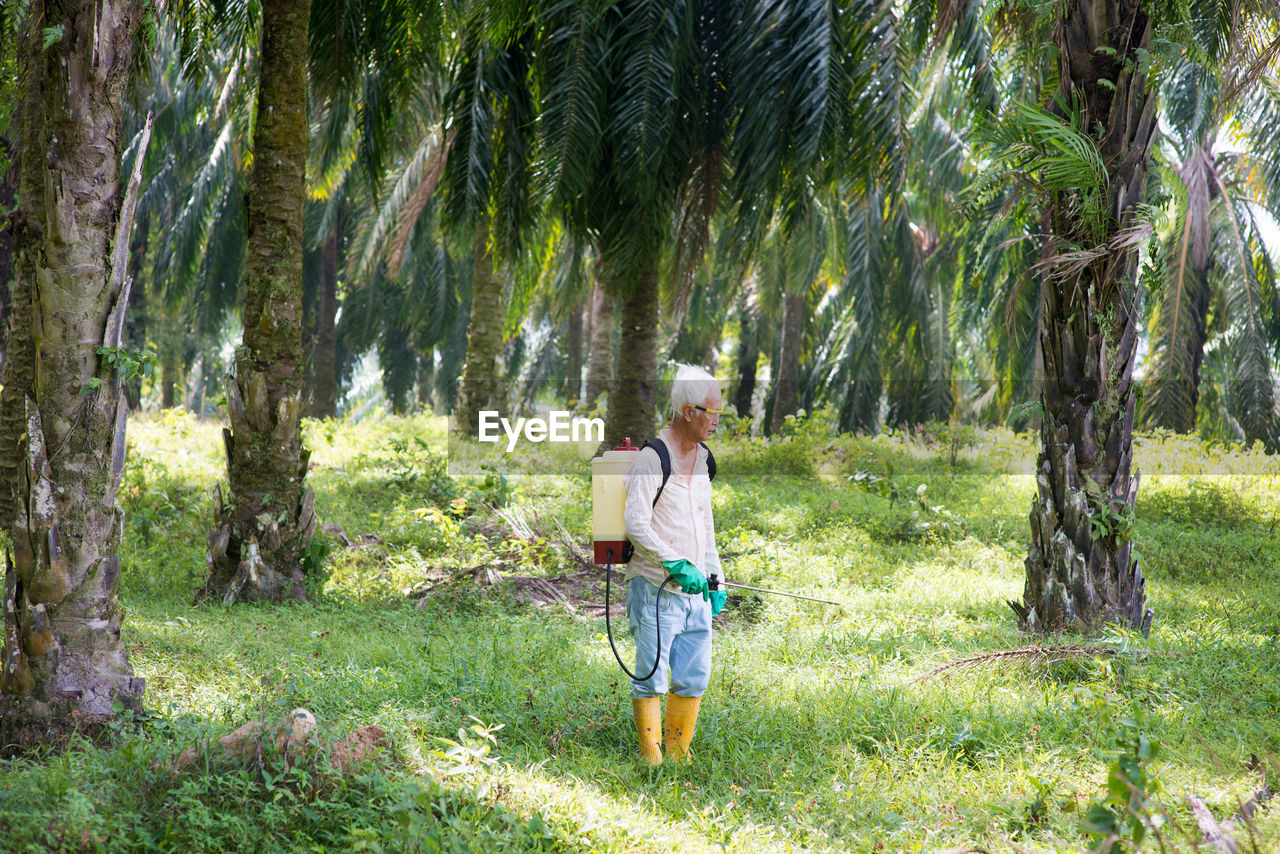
591;443;640;564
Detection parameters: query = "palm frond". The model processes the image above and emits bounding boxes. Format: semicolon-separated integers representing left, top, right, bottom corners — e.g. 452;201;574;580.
1215;176;1280;449
491;26;538;260
1144;148;1214;432
308;0;439;185
609;0;679;189
345;133;444;287
443;22;496;227
536;0;610;210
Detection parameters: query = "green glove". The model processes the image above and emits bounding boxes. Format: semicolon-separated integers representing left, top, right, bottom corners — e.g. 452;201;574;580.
704;551;725;615
662;559;709;599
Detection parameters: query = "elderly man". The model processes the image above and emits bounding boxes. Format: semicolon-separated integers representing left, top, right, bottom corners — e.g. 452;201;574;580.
623;364;727;765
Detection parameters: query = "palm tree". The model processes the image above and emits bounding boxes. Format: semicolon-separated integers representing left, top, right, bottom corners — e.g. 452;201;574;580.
201;0;319;603
1143;30;1280;449
800;26;997;434
330;64;473;415
1005;0;1280;633
730;281;761;418
199;0;433;602
126;25;253;413
1;0;149;718
531;0;887;446
444;13;537;434
1004;0;1166;633
757;198;828;433
581;280;614;409
562;296;585;404
340;205;470;414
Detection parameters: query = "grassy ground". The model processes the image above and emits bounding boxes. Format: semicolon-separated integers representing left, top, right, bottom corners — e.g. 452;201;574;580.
3;409;1279;852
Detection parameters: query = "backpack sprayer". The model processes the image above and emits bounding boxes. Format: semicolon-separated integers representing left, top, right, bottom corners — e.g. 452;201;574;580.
591;439;839;680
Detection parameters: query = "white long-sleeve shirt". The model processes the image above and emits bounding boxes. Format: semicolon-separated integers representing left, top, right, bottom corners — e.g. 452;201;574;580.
622;432;720;593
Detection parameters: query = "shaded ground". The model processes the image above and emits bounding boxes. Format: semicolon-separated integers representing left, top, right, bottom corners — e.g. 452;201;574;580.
0;713;135;760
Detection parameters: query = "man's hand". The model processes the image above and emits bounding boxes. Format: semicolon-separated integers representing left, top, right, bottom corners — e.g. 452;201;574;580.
709;588;727;616
662;559;709;599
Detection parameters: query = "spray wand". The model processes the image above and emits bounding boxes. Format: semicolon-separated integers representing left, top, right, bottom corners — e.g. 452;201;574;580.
706;576;841;606
602;551;841;680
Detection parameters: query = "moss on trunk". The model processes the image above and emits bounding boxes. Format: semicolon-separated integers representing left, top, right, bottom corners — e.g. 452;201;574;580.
0;245;33;532
582;283;614;409
203;0;316;604
605;264;659;448
0;148;14;372
1;0;146;720
455;225;508;435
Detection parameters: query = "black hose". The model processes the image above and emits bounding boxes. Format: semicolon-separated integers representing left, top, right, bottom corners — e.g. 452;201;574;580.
603;548;675;683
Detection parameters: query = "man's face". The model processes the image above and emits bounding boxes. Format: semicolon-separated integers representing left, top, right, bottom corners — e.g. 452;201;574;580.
691;392;723;441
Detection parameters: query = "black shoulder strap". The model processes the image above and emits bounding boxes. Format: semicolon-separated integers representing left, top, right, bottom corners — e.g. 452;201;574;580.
642;438;716;509
641;439;672;507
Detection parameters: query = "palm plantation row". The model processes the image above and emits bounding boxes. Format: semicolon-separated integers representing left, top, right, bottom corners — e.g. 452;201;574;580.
0;0;1277;728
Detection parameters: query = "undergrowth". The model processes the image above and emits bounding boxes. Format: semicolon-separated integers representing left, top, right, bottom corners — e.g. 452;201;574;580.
2;410;1278;852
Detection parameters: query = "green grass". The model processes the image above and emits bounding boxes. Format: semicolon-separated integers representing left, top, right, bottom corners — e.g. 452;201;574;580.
3;410;1279;852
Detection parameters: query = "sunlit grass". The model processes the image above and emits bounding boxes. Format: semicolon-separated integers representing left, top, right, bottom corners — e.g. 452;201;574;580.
4;410;1279;852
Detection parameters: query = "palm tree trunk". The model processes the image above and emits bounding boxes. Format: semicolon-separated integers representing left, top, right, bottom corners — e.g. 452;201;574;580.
562;298;584;405
417;350;435;411
733;287;758;417
1015;0;1156;634
309;223;338;418
0;145;15;375
1;0;147;720
203;0;316;604
605;264;659;447
455;224;507;434
160;346;181;409
0;227;32;532
769;292;804;434
582;283;614;409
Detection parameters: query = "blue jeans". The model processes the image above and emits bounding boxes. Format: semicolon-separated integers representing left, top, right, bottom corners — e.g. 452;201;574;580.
626;577;712;699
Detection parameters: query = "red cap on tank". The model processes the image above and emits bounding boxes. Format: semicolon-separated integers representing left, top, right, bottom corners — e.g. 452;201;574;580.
613;437;637;451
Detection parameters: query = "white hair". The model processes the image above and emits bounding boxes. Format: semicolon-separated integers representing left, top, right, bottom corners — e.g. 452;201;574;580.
670;364;721;417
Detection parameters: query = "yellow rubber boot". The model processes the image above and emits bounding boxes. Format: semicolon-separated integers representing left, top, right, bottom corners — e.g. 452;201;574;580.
632;697;663;766
663;693;701;763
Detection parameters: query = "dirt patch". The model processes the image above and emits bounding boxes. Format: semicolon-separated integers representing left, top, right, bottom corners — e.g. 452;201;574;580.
327;725;387;771
406;564;616;618
167;707;388;774
504;567;621;619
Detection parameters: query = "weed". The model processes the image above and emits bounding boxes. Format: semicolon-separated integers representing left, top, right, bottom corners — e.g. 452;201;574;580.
1081;710;1166;852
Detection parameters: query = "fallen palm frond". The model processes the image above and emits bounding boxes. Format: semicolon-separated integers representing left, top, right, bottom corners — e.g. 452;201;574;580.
470;505;594;569
406;564;504;601
908;644;1121;685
